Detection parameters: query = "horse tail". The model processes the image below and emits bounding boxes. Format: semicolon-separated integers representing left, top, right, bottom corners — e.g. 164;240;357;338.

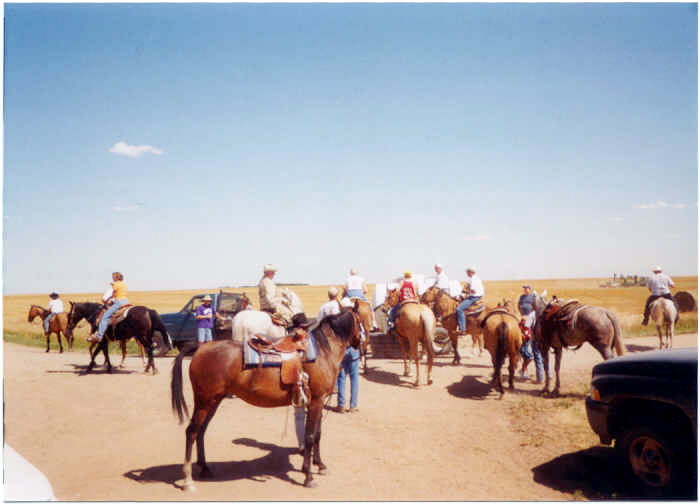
171;350;190;424
494;321;508;373
149;309;172;350
607;310;626;356
421;307;436;358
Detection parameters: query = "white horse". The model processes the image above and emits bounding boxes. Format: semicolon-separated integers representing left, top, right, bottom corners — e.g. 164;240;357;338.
231;290;305;343
649;297;678;349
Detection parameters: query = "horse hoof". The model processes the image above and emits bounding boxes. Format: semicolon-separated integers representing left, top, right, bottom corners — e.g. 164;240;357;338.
304;479;318;488
185;483;197;492
318;467;328;475
427;379;433;385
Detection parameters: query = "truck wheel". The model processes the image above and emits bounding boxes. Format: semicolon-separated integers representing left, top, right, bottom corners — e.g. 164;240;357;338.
617;420;693;495
152;331;170;357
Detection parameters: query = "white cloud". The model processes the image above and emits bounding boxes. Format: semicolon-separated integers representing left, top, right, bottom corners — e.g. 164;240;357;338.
634;201;686;209
109;141;163;158
463;234;492;241
608;216;624;222
112;204;143;212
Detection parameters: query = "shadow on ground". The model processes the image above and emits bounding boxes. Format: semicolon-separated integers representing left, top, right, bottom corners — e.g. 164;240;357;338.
532;446;697;500
124;438;304;490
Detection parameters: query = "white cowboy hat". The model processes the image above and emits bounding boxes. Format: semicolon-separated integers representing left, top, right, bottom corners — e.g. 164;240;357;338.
434;263;443;269
652;266;663;272
202;295;212;302
263;264;277;273
328;286;339;297
466;267;476;273
350;267;358;275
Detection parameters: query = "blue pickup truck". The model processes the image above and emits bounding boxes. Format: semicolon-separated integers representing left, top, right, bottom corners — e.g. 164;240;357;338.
160;290;249;350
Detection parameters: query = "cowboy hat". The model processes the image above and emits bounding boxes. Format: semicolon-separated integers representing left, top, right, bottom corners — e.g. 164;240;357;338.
328;286;339;297
652;266;663;272
264;264;277;273
202;295;212;302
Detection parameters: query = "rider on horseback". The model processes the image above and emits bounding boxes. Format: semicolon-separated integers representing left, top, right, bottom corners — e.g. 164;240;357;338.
642;266;679;326
44;292;64;333
343;268;369;301
87;272;128;343
388;271;419;327
258;264;295;324
432;263;450;293
455;267;484;335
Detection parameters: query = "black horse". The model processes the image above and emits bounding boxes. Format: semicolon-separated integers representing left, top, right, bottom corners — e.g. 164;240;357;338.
68;302;171;374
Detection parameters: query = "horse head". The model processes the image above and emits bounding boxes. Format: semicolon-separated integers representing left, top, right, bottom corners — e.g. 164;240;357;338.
27;305;43;323
383;288;400;309
420;286;440;305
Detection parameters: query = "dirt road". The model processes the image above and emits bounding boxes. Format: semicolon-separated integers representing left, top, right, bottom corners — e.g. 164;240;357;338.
4;333;697;501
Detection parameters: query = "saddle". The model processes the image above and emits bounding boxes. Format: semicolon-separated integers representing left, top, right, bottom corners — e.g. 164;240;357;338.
247;328;311;407
95;304;134;331
464;300;485;317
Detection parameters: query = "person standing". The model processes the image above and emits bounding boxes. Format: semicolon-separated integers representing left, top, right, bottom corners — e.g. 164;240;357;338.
517;285;543;383
642;266;679;325
344;268;369;301
456;267;484;335
89;272;128;343
195;295;215;344
432;264;450;292
44;293;64;333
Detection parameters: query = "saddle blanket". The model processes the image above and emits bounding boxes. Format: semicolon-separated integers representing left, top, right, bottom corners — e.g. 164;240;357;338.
243;332;319;369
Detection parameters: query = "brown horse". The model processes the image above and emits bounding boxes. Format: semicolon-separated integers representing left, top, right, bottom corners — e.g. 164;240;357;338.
170;307;362;490
533;292;626;396
420;286;484;364
27;305;72;352
478;309;523;398
384;289;435;386
649;297;678;349
350;298;374;373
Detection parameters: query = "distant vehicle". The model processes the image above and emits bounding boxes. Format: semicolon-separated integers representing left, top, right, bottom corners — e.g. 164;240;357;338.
160;291;249;350
585;348;697;495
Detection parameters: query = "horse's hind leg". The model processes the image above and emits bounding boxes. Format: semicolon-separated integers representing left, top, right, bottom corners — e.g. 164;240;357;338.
451;333;461;365
409;338;420;387
45;332;50;353
196;399;222;478
302;399;325;488
397;334;410;377
183;403;215;491
552;348;562;396
57;332;63;353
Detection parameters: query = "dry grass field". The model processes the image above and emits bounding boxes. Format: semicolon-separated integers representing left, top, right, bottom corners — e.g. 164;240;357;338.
5;276;697;345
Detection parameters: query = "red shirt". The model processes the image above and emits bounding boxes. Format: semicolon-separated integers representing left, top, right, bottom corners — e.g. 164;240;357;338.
399;280;418;302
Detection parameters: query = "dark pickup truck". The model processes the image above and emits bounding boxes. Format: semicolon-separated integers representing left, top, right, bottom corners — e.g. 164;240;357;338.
585;348;697;495
160;290;249;350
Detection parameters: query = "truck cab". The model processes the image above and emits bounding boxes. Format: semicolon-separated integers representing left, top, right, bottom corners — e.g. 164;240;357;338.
161;290;249;350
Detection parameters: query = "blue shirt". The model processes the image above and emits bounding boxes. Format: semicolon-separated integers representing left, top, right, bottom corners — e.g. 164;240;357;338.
518;293;536;315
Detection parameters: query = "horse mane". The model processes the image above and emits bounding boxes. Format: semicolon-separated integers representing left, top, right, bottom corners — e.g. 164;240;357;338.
314;311;354;352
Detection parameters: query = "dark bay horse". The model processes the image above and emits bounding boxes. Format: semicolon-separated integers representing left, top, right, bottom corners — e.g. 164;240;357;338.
170;307;362;490
533;292;626;396
66;301;148;368
85;305;170;374
27;305;71;352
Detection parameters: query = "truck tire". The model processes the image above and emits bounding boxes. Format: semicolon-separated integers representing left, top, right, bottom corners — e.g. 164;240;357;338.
616;419;694;496
152;331;170;357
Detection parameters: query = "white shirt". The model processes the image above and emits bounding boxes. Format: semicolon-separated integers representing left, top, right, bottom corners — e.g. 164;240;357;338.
102;287;113;302
466;274;485;297
317;300;341;320
345;274;365;291
48;299;64;314
434;271;450;290
647;273;675;296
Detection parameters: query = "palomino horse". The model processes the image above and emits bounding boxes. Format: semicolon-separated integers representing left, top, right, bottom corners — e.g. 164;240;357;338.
27;305;71;353
65;301;148;368
384;289;435;386
649;297;678;349
533;292;626;396
86;306;170;374
421;286;484;364
170;307;362;490
478;309;523;397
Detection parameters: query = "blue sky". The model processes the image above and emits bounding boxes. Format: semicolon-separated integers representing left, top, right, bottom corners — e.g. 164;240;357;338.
3;3;698;294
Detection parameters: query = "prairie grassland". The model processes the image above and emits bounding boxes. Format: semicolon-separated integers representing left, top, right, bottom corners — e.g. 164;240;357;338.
5;276;697;347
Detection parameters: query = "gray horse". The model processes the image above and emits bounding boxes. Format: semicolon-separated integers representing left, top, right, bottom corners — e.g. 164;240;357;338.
649;297;678;349
533;291;626;396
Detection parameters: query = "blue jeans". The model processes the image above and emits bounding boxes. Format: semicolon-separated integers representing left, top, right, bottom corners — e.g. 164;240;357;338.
336;347;360;409
519;339;544;381
345;289;367;301
98;299;128;339
43;313;56;332
197;327;213;343
456;296;482;331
